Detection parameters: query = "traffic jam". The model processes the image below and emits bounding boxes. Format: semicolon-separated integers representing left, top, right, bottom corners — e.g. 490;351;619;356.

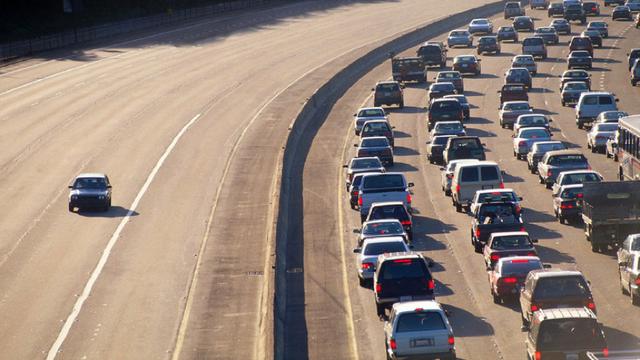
343;1;640;359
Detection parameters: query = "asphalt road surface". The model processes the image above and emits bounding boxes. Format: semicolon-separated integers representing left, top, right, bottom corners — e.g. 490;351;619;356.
0;1;507;359
303;4;640;360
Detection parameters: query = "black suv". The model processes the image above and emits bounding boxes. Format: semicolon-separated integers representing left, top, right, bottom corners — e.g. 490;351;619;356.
525;308;607;360
477;36;501;55
373;81;404;108
513;16;535;31
427;98;464;130
564;3;587;24
373;252;434;317
417;42;447;68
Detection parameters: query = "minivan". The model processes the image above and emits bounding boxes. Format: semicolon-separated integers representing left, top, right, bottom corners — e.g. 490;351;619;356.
522;37;547;59
575;92;619;129
451;161;504;211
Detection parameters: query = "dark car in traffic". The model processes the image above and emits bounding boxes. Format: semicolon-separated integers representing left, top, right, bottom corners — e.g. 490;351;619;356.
373;81;404;108
443;94;470;120
582;1;600;16
505;68;533;89
549;18;571;34
428;82;457;102
477;36;501;55
612;5;633;20
497;26;519;42
443;136;486;164
569;36;594;57
559;69;591;89
581;29;602;48
564;3;587;24
548;2;564;17
567;50;593;70
68;173;112;212
513;16;535;31
452;55;482;76
416;42;447;68
427;135;456;165
356;137;394;166
361;120;394;147
427;98;465;131
526;140;567;173
498;83;529;105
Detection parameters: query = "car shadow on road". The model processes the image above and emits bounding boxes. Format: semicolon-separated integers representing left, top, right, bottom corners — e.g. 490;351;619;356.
393;130;411;138
494;51;516;57
591;67;611;72
391;161;419;172
394;146;420;156
465;128;497;138
403;82;427;90
469;116;493;124
603;326;640;351
525;222;563;241
462;90;484;97
442;303;495;337
76;206;139;218
535;243;576;264
391;106;426;114
522;208;556;223
434;279;455;297
477;73;498;79
502;171;525;183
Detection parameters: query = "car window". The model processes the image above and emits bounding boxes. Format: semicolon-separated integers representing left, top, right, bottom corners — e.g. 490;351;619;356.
352;158;382;169
418;46;441;55
478;191;516;203
432;101;460;110
598;96;613;105
437;122;463;130
506;103;530;111
396;312;446;333
363;222;404;236
537;143;565;152
597;123;618;132
583;96;598;105
452;138;482;149
549;155;587;165
521;129;550;138
460;167;479;182
363;175;405;189
456;56;476;62
565;82;588;90
433;136;452;145
73;177;107;189
537;319;603;351
560;188;583;199
533;276;590;298
491;235;530;250
363;242;407;256
363;123;390;133
480;166;499;181
380;259;429;280
362;138;389;147
564;173;601;184
359;109;385;117
377;84;400;91
523;38;543;46
520;116;547;125
501;260;542;275
370;206;410;221
479;204;517;222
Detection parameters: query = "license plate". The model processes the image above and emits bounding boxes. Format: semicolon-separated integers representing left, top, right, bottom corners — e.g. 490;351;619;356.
411;338;434;347
400;296;412;302
384;92;391;97
482;185;495;189
462;64;468;67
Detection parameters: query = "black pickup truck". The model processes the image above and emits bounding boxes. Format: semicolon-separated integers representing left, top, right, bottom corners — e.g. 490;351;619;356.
582;181;640;253
471;200;525;253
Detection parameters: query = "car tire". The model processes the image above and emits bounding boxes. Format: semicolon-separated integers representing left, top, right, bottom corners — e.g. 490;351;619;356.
492;289;501;304
545;182;552;189
577;122;584;130
68;203;74;212
632;288;640;306
398;102;404;109
445;189;451;196
376;303;386;318
591;144;596;153
539;175;544;184
358;277;367;288
562;100;566;106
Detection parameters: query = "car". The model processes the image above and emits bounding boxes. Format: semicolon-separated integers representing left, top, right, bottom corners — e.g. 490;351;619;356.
434;71;464;93
618;247;640;304
537;150;590;188
618;234;640;266
625;0;640;12
525;308;607;359
373;252;435;317
527;141;567;173
344;156;385;190
443;94;470;120
587;122;618;152
497;26;519;42
582;1;600;15
349;172;382;209
353;107;387;135
549;18;571;34
522;36;548;59
468;18;493;34
581;29;602;48
477;36;501;55
567;50;592;69
636;11;640;27
505;67;533;89
498;83;529;105
548;2;564;17
628;48;640;70
575;92;619;129
587;21;609;37
430;121;466;138
470;188;522;215
519;269;596;327
383;301;456;360
427;98;465;130
505;1;526;18
471;200;525;251
356;137;394;166
354;237;410;286
534;27;559;45
373;81;404;108
511;55;538;75
452;55;481;76
560;81;590;106
559;69;591;90
632;59;640;86
513;16;535;31
443;136;486;164
391;56;427;83
356;219;408;247
513;127;553;159
428;82;457;102
513;114;552;134
447;29;473;47
569;36;594;57
417;41;448;68
552;170;601;196
440;159;480;195
364;201;413;241
484;232;538;270
564;3;587;23
500;101;534;129
612;5;633;20
358;173;413;222
552;184;584;223
489;256;544;303
531;0;550;9
361;120;394;147
451;161;504;212
427;135;456;165
68;173;112;212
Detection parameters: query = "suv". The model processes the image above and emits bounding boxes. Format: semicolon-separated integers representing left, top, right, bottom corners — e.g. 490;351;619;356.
361;120;394;147
618;250;640;305
68;173;112;212
373;252;435;317
391;57;427;83
564;3;587;23
520;270;596;327
505;1;526;18
522;37;547;59
569;36;594;57
548;2;565;17
353;107;387;135
428;98;465;130
531;0;549;9
525;308;607;360
384;301;456;360
498;84;529;105
477;36;501;55
417;42;447;68
373;81;404;108
632;59;640;86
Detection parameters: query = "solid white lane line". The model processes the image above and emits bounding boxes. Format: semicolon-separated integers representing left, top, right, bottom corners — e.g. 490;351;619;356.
46;113;201;360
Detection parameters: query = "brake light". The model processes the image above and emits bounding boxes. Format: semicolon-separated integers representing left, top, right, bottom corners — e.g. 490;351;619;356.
394;259;412;263
358;195;363;206
448;335;455;345
375;283;382;293
519;140;527;147
455;184;461;193
547;170;552;177
415;308;423;312
446;174;453;179
577;193;583;198
406;193;412;204
561;203;574;209
351;191;358;196
511;259;529;263
520;226;526;232
531;304;539;312
515;204;522;214
499;182;505;189
587;165;592;170
603;348;609;357
527;252;536;256
587;301;596;311
635;277;640;286
490;254;500;262
400;220;412;226
475;228;481;239
502;277;518;284
361;262;374;270
428;279;435;290
389;338;397;350
535;351;541;360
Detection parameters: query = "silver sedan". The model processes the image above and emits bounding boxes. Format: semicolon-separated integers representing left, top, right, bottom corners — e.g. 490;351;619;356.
587;123;618;153
468;18;494;34
499;101;533;129
447;29;473;47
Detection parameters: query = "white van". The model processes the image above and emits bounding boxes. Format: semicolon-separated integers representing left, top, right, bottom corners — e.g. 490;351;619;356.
575;92;619;129
451;161;504;212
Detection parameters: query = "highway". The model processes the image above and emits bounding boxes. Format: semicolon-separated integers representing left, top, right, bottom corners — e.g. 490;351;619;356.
302;4;640;360
0;1;505;359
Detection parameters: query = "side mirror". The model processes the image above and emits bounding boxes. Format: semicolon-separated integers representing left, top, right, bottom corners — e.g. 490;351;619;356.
352;248;361;253
107;185;112;188
408;182;415;187
501;170;507;175
518;196;523;201
426;140;431;144
439;167;446;171
400;84;406;89
353;113;357;117
543;263;552;269
68;185;73;189
486;265;492;271
444;309;452;317
615;98;620;102
482;143;487;146
392;126;396;129
353;144;358;147
512;134;515;138
353;229;361;234
463;125;467;129
549;133;553;136
371;88;375;91
428;261;435;268
531;238;539;243
618;260;627;267
548;118;553;122
342;164;348;168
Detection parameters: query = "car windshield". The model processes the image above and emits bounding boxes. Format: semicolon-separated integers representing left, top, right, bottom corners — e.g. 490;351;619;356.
509;69;529;77
561;187;583;199
572;38;590;46
439;73;459;79
506;103;530;111
589;22;605;28
436;122;463;131
551;20;566;24
480;37;496;44
503;85;525;92
363;222;404;236
501;260;542;275
571;52;590;58
363;174;405;189
564;173;601;184
363;123;390;133
499;27;514;32
380;259;428;280
534;276;590;298
536;143;565;152
396;312;446;333
377;84;399;91
452;138;482;149
491;235;531;250
352;158;381;169
478;191;517;203
362;138;389;147
432;84;454;91
73;177;107;189
602;111;627;120
566;71;587;78
596;124;618;132
451;31;468;37
446;96;467;104
537;319;604;351
520;129;550;138
548;155;587;165
523;38;543;46
418;45;441;55
433;136;452;145
536;28;554;34
433;101;459;110
583;31;599;37
514;57;533;64
370;206;410;221
564;82;588;90
363;241;407;256
520;116;547;126
358;109;385;117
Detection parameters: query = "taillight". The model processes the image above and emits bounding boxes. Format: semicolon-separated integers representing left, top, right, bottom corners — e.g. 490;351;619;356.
375;283;382;293
400;220;412;226
389;338;397;350
351;191;358;196
459;111;464;119
547;170;552;177
499;182;505;189
428;279;435;290
587;165;592;170
502;277;518;284
518;140;527;147
587;301;596;311
490;254;500;262
515;205;522;214
535;351;542;360
603;348;609;357
455;184;461;193
527;252;536;256
531;304;539;312
448;335;455;345
358;195;363;206
561;203;574;209
406;193;412;204
475;228;481;239
635;277;640;286
520;226;526;232
446;174;453;179
361;262;374;270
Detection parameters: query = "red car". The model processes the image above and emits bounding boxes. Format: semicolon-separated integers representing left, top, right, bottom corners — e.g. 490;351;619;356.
488;256;544;303
483;231;538;269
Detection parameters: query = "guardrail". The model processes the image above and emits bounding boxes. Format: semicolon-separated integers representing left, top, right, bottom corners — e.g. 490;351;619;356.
0;0;290;62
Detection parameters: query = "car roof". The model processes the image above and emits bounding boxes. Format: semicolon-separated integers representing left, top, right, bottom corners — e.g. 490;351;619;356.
579;91;614;97
352;156;380;162
433;134;456;139
376;81;400;85
76;173;107;179
437;71;461;76
363;218;403;226
503;100;530;105
362;119;390;125
545;149;584;156
379;251;423;261
435;121;463;125
559;169;599;176
362;236;407;245
530;269;584;278
432;98;459;104
392;300;443;314
534;307;596;321
447;159;480;167
559;184;584;190
508;67;530;73
458;160;498;168
371;201;405;207
432;82;455;87
476;188;515;195
352;171;383;179
532;140;562;146
358;106;385;112
518;127;548;132
490;231;529;238
361;136;388;141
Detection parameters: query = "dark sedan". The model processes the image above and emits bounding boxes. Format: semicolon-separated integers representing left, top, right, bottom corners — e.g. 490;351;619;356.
567;51;592;69
548;3;564;17
452;55;482;76
534;27;559;44
582;1;600;16
497;26;519;42
549;19;571;34
427;135;456;164
477;36;501;55
581;30;602;48
513;16;535;31
428;82;457;102
612;5;632;20
559;69;591;90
